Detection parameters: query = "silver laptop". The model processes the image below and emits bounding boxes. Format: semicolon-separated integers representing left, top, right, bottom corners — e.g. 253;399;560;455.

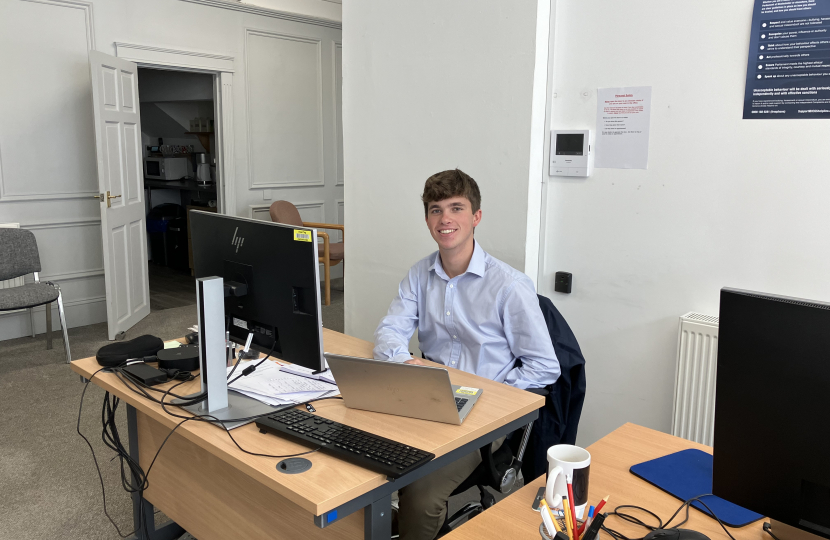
324;353;483;425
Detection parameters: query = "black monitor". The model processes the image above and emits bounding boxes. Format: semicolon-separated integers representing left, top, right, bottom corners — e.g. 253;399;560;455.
713;288;830;540
189;211;324;371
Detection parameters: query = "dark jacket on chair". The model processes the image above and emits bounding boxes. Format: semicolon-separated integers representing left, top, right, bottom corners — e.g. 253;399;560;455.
519;295;587;481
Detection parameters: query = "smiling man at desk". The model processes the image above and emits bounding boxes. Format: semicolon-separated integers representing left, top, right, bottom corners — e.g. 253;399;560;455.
373;169;561;540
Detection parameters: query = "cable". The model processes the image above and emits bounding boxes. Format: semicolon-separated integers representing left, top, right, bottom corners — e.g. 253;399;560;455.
227;338;276;385
76;365;136;538
78;358;328;540
600;494;741;540
763;522;782;540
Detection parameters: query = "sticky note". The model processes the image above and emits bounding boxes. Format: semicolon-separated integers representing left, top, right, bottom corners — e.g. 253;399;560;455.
455;387;479;395
294;230;313;242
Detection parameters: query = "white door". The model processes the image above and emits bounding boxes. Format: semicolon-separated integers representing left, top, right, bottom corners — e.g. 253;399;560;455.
89;51;150;339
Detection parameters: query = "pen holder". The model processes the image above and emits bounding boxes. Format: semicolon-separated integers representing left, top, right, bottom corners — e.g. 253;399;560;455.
539;518;596;540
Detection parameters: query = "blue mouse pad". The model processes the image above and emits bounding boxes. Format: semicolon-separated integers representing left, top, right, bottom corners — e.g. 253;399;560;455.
629;449;763;527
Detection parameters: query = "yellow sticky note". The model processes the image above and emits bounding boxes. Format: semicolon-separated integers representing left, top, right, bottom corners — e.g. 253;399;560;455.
455;387;479;395
293;229;313;242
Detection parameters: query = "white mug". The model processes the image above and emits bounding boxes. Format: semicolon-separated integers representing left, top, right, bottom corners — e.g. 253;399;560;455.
545;444;591;519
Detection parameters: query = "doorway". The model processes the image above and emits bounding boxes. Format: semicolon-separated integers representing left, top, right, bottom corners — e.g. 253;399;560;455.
138;68;217;311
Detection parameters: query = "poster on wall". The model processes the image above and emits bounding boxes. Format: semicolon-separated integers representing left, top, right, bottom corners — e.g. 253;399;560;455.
744;0;830;119
594;86;652;169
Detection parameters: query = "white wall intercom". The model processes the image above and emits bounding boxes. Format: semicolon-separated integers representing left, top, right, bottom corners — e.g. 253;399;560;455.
549;130;592;177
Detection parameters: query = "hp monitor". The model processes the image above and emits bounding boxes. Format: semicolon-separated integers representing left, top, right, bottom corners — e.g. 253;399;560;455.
189;211;324;372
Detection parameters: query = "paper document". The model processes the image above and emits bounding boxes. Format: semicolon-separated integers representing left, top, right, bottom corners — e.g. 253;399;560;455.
595;86;652;169
279;364;336;385
226;360;339;407
268;377;336;394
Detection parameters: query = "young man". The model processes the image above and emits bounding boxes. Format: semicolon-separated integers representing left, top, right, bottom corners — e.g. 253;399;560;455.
373;169;560;540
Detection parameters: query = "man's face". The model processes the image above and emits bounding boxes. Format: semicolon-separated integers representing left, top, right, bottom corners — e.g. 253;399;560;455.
425;196;482;254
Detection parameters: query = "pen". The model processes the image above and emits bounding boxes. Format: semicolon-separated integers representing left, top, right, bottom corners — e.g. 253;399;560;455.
563;496;575;540
566;475;578;534
578;506;595;536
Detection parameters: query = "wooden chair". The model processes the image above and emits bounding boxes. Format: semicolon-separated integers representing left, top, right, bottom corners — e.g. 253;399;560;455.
269;200;344;306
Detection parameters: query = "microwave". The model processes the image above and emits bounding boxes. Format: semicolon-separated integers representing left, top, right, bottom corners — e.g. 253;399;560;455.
144;157;189;181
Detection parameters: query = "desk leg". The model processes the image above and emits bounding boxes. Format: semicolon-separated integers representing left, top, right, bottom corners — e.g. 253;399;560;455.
126;405;186;540
364;493;392;540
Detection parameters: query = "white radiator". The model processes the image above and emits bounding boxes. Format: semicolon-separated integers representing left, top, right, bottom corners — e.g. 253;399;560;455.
671;312;719;446
0;223;25;290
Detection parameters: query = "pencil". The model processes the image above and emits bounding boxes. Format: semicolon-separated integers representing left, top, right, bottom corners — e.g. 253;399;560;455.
566;476;578;534
563;496;574;540
594;495;609;516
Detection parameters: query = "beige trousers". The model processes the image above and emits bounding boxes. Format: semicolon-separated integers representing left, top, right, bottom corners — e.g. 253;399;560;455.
397;437;505;540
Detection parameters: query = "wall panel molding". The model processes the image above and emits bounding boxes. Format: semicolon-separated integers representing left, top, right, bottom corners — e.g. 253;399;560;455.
249;203;271;220
115;42;235;72
40;268;104;282
249;200;325;221
245;29;325;189
333;41;343;186
179;0;341;30
22;0;95;49
0;0;96;202
22;218;101;230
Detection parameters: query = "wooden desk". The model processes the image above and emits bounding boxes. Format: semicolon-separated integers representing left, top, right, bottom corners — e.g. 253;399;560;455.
444;423;768;540
70;328;544;540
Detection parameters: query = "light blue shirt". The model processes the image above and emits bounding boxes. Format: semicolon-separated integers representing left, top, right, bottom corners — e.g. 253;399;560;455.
373;241;560;390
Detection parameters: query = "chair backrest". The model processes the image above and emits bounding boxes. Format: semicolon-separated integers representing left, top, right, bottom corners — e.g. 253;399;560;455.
519;294;587;481
0;228;41;282
269;201;304;227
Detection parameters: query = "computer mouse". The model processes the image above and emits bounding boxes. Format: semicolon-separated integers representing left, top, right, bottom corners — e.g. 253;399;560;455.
644;529;711;540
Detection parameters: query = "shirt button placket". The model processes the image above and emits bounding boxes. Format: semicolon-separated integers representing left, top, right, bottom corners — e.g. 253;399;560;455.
448;279;459;365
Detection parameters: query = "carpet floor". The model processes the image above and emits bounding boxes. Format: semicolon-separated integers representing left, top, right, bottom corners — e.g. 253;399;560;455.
0;280;343;540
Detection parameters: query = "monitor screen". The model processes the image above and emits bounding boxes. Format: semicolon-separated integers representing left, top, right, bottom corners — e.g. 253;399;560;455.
190;211;324;371
713;288;830;538
556;133;584;156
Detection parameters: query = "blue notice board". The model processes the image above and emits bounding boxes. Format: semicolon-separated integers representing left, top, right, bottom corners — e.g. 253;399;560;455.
744;0;830;118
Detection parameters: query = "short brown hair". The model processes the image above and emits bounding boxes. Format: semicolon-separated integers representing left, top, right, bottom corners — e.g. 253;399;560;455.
421;169;481;216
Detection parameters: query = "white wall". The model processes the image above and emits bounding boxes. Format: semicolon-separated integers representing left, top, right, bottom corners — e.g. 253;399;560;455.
343;0;544;342
540;0;830;446
0;0;341;340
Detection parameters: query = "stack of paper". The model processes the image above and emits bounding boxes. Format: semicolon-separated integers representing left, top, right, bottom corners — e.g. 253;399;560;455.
226;360;339;407
279;363;336;385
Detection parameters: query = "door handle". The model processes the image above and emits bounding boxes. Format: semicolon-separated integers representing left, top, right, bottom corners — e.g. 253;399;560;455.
94;191;121;208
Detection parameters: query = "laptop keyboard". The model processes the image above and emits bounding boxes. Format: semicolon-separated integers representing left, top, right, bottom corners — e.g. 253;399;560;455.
255;408;435;479
455;397;469;412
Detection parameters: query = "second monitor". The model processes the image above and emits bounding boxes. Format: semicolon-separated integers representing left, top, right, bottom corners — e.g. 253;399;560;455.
190;211;325;372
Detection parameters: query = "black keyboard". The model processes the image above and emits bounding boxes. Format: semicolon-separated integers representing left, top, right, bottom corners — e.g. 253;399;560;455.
255;408;435;479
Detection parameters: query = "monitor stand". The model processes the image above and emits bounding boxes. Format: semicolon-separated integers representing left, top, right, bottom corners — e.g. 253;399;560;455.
176;390;285;430
171;276;285;430
770;520;829;540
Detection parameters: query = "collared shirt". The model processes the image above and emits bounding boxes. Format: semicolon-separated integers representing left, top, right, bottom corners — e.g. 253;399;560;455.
373;241;560;390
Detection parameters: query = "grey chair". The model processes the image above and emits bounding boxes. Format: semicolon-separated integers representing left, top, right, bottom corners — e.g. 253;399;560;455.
0;228;71;362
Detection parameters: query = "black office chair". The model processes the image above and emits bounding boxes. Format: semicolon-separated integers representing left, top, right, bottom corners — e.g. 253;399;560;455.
438;295;587;536
437;387;549;535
